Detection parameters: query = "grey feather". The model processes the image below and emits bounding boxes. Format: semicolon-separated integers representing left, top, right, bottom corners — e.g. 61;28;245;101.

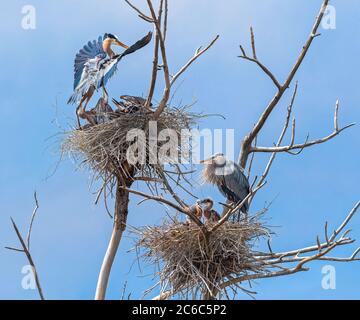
202;157;250;213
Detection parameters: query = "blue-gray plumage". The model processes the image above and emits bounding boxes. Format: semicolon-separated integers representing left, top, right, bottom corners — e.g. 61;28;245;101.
200;153;250;214
68;32;152;125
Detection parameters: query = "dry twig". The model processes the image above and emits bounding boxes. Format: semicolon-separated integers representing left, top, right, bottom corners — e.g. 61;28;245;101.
6;192;45;300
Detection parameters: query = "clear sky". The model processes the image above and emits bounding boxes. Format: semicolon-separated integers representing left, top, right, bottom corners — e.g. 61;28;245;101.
0;0;359;300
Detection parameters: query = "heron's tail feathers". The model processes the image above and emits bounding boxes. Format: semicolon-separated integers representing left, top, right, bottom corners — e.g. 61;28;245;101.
67;93;77;105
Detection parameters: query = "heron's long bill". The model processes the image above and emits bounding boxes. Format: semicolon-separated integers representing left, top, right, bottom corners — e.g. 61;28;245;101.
200;157;214;164
114;39;129;49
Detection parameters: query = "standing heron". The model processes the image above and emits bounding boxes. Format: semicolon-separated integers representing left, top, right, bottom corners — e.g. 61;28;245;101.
199;198;221;222
68;32;152;125
200;153;250;220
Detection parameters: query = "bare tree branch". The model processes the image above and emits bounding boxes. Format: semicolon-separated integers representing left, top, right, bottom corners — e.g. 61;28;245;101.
145;0;163;108
239;0;330;168
95;181;132;300
124;0;153;22
163;0;168;41
246;135;257;179
146;0;171;119
238;27;280;90
152;290;173;300
216;199;360;293
255;83;298;189
329;201;360;242
252;101;355;153
6;193;45;300
27;191;39;251
250;27;257;60
122;186;204;228
220;242;337;289
170;35;220;87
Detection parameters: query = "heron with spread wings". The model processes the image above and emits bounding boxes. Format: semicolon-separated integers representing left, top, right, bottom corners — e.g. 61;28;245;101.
68;32;152;125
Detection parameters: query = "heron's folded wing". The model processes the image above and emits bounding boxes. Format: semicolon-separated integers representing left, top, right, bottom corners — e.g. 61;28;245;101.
221;163;250;210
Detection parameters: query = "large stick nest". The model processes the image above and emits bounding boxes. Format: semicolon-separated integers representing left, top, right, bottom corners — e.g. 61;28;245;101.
62;106;199;180
135;217;270;299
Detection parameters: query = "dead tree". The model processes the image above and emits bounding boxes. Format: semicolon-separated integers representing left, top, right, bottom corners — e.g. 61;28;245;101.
123;0;358;300
63;0;358;300
92;0;219;299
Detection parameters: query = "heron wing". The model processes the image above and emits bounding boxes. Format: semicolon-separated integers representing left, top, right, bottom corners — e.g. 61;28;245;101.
73;35;106;90
220;163;250;211
69;32;152;104
98;32;153;88
119;31;153;59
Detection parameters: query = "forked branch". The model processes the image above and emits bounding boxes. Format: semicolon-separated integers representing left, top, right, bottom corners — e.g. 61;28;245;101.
239;0;330;168
170;35;220;87
5;192;45;300
220;200;360;293
251;100;355;154
238;27;281;90
126;0;218;118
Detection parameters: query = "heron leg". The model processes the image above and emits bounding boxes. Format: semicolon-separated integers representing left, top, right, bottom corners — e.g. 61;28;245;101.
83;88;94;112
76;95;87;128
82;94;97;125
102;85;109;103
77;90;96;126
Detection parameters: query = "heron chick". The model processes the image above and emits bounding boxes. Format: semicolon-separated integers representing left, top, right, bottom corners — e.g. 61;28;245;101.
198;198;221;222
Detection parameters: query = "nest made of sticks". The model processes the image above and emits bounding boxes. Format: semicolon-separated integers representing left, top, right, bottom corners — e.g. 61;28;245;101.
135;217;270;299
62;106;199;180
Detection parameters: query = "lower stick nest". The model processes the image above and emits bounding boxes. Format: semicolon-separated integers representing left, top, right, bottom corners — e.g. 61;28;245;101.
135;218;270;298
62;106;199;179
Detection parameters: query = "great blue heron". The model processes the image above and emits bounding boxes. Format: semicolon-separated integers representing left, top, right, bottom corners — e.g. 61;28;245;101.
68;32;152;125
198;198;221;222
200;153;250;220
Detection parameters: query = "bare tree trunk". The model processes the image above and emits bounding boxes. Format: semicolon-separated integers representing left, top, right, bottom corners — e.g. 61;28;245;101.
95;179;132;300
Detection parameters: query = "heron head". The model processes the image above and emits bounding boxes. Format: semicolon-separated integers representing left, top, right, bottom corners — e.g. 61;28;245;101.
198;198;214;210
104;33;129;49
200;153;227;166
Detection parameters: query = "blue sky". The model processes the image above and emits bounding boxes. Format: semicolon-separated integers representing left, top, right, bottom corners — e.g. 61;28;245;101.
0;0;359;300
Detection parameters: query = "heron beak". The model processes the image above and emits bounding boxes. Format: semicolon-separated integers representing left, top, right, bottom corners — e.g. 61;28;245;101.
200;158;212;164
114;39;129;49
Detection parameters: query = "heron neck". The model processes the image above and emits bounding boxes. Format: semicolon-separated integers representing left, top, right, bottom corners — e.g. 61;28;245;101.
106;47;115;58
103;40;115;58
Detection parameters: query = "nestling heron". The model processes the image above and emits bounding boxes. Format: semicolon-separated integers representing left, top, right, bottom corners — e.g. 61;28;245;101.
185;200;204;224
200;153;250;219
112;95;151;114
199;198;221;222
68;32;152;126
